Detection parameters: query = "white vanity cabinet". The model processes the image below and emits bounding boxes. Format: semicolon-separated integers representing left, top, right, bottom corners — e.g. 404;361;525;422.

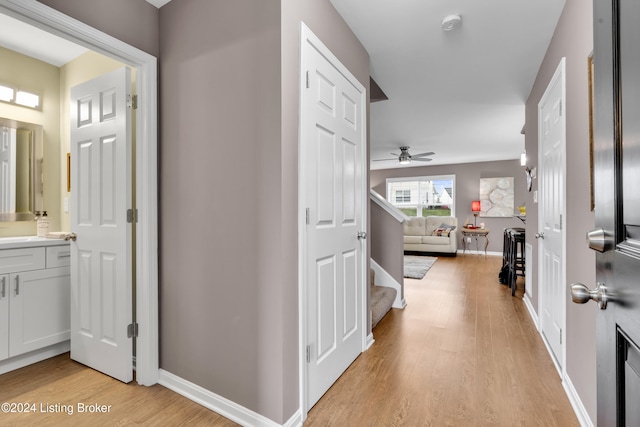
0;243;70;363
0;275;8;360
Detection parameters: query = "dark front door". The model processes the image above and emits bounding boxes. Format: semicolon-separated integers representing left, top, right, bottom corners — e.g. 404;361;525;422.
587;0;640;425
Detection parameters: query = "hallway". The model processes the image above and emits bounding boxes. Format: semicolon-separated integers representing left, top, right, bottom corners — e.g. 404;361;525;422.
0;255;579;426
305;254;580;426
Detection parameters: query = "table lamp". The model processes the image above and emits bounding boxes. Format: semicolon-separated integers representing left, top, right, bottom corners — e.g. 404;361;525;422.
471;200;481;227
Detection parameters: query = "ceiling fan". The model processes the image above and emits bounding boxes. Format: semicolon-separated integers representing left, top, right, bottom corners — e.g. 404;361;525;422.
373;146;435;165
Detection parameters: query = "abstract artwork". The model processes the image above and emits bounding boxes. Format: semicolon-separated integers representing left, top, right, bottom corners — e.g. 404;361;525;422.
479;177;514;217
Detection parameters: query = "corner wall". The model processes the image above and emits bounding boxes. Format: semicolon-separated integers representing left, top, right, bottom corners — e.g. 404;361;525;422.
524;0;595;422
371;159;526;254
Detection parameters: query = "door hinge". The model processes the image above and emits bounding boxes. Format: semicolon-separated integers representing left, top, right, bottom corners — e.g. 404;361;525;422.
560;329;563;345
306;71;310;89
127;322;138;338
559;100;563;117
127;208;138;223
306;345;311;363
559;214;562;230
127;94;138;110
306;208;310;225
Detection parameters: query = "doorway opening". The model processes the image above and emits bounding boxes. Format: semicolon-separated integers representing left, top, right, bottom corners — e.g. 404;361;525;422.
0;0;158;385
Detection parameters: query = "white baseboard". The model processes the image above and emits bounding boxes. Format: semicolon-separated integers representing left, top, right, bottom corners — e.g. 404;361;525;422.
366;333;375;350
370;258;406;308
456;250;502;256
0;341;70;375
563;373;595;427
159;369;302;427
523;293;539;330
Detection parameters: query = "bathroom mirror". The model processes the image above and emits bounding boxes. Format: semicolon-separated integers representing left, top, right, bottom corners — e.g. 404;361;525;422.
0;117;43;221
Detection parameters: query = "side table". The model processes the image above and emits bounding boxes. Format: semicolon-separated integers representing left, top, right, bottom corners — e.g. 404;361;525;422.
461;227;490;256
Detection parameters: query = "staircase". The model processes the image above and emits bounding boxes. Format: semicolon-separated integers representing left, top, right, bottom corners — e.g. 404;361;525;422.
370;268;397;328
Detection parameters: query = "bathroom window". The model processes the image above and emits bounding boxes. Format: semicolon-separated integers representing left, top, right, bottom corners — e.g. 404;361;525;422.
387;175;455;217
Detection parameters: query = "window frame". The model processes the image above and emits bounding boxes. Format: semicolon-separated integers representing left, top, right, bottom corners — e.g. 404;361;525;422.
386;174;456;218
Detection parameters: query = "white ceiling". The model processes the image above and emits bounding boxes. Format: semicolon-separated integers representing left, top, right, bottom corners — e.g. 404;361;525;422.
0;13;87;67
1;1;565;170
330;0;566;169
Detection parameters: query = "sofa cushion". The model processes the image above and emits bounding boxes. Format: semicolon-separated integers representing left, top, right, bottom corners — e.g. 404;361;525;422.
421;235;451;245
432;227;452;237
404;217;426;236
426;216;457;233
404;235;423;244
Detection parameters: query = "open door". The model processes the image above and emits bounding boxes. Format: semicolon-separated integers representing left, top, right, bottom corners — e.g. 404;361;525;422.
69;67;133;383
572;1;640;424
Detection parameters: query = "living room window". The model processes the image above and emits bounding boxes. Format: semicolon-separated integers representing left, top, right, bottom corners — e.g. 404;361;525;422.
386;175;455;217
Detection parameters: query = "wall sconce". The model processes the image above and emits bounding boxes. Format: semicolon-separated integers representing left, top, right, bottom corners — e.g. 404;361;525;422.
15;90;39;108
471;200;481;227
0;84;40;110
0;85;13;102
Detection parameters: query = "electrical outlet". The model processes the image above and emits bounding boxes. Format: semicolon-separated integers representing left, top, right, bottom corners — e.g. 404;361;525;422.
466;237;471;243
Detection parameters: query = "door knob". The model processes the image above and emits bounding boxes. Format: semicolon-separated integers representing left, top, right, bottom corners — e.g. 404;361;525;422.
65;232;77;241
357;231;367;240
535;232;545;239
571;282;609;309
586;227;611;252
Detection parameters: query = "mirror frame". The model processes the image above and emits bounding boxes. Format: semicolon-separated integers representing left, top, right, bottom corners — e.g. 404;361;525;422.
0;117;43;221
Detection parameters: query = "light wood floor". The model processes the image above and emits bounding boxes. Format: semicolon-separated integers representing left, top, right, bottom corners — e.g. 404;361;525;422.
306;254;579;426
0;255;579;426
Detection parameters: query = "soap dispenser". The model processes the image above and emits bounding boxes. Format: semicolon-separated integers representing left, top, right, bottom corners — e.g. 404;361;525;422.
37;210;50;237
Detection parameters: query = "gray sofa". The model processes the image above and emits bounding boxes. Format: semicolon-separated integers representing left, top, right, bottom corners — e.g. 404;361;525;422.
403;216;458;254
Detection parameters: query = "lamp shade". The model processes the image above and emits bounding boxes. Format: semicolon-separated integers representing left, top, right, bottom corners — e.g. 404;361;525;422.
471;200;481;212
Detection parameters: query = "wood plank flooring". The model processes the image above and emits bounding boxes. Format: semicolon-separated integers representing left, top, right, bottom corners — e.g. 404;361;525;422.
305;254;579;426
0;255;579;426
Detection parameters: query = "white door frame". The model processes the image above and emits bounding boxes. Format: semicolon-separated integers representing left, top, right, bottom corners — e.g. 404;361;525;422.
298;22;368;418
0;0;159;385
537;57;567;376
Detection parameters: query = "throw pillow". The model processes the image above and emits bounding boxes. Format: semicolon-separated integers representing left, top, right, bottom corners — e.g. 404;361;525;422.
432;227;451;237
439;223;456;231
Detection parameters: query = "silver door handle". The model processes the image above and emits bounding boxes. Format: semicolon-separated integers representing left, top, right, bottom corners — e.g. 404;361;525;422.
65;232;77;241
586;227;611;252
571;282;609;309
14;275;19;296
357;231;367;240
535;232;545;239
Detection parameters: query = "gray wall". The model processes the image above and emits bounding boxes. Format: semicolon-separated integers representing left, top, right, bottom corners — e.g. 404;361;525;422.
159;0;284;421
371;159;527;254
37;0;159;57
370;200;404;285
524;0;596;422
39;0;369;423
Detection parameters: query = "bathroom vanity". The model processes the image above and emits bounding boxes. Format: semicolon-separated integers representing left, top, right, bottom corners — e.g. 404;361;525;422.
0;237;70;374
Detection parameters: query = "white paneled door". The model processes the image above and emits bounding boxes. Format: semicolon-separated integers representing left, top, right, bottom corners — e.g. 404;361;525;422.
301;25;367;411
69;67;133;383
538;58;566;370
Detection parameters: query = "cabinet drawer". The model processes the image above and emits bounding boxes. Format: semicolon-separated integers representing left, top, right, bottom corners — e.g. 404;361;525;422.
0;248;45;274
46;246;71;268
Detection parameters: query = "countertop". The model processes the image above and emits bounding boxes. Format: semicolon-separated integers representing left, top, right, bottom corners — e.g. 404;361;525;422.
0;236;70;250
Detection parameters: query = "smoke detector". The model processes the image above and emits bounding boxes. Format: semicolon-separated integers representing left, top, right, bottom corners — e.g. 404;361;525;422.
441;14;462;32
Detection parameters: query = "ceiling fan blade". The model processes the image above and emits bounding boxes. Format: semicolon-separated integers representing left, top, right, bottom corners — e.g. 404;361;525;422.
411;158;433;162
412;151;435;158
390;152;400;157
372;158;395;162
